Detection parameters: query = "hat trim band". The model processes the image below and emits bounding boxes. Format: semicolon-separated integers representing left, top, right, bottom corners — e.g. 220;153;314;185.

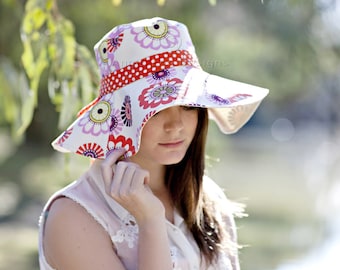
100;49;199;96
78;49;199;117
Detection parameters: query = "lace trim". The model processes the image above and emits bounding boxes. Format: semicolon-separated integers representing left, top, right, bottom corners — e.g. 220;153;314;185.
111;214;139;248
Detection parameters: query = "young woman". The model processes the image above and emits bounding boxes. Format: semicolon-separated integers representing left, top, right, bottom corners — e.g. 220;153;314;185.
38;18;268;270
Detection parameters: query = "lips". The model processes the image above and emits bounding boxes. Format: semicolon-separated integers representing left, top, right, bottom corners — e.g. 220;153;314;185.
159;140;184;148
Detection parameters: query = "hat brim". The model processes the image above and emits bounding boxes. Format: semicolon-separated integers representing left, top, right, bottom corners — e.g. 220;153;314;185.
177;68;268;133
51;67;268;159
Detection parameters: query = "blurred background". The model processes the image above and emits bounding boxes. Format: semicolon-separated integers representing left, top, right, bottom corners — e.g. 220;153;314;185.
0;0;340;269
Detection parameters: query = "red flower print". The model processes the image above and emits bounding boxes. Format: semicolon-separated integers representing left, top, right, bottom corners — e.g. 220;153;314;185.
107;32;124;53
107;134;136;157
76;143;105;159
141;110;157;126
57;128;73;145
138;78;182;109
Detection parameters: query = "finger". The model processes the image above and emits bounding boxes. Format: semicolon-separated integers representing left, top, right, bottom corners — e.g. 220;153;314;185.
109;161;126;198
103;148;126;167
101;148;126;193
117;164;138;198
130;168;150;191
110;161;138;198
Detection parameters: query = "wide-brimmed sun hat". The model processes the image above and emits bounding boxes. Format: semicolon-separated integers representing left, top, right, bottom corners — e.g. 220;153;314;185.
51;17;269;159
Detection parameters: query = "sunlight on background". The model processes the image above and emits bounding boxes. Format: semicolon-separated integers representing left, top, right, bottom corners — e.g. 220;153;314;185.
273;1;340;269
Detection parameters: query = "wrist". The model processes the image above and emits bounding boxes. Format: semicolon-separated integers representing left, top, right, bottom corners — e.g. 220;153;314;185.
136;213;166;230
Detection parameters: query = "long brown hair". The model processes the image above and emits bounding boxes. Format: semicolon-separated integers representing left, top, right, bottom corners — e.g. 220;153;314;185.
165;107;230;265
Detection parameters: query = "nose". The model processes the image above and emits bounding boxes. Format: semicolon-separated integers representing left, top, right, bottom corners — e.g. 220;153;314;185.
163;107;184;132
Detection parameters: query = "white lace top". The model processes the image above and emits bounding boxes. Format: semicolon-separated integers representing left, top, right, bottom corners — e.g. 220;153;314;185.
38;161;240;270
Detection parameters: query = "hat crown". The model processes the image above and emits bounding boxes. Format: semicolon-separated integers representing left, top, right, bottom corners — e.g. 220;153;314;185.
94;17;198;78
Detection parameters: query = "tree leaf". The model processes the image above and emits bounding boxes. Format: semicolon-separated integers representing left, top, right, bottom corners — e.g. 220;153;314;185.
78;64;95;105
30;46;48;104
0;58;18;123
77;44;100;85
21;40;35;79
31;7;47;30
58;80;79;129
59;33;76;78
17;73;35;136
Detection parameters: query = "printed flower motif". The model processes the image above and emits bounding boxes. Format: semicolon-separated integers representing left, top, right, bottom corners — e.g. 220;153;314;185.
96;29;125;76
111;214;139;248
109;108;124;135
135;110;157;150
56;127;73;145
121;95;133;127
131;20;180;49
141;110;157;126
78;94;113;136
229;93;252;103
227;105;252;128
138;78;182;109
146;68;176;84
107;32;124;53
76;143;105;159
181;65;192;75
206;93;252;105
96;41;121;76
107;134;136;157
207;94;231;105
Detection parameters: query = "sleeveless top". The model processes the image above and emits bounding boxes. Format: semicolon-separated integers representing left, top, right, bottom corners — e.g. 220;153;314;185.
38;160;240;270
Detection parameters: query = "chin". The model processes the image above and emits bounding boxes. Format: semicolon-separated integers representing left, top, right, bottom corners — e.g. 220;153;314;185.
160;152;186;165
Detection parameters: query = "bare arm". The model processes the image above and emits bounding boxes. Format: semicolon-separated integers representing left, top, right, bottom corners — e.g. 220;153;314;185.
43;197;126;270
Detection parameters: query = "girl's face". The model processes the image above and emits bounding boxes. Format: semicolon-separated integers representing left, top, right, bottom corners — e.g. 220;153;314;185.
131;106;198;166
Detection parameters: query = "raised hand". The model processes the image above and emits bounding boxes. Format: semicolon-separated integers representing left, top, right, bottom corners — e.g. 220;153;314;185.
100;149;165;224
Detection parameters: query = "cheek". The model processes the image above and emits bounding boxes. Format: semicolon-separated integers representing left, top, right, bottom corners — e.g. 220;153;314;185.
139;120;156;140
186;112;198;135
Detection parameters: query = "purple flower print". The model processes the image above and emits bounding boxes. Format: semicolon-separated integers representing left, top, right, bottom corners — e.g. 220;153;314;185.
131;20;180;50
96;41;121;76
206;93;252;106
95;26;129;76
146;67;177;84
121;95;133;127
78;94;113;136
110;108;124;135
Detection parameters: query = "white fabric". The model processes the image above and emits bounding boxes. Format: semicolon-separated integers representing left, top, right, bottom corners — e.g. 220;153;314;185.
38;161;239;270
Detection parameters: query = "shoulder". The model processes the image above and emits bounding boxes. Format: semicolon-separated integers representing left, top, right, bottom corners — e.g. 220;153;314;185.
44;197;96;234
43;197;125;270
